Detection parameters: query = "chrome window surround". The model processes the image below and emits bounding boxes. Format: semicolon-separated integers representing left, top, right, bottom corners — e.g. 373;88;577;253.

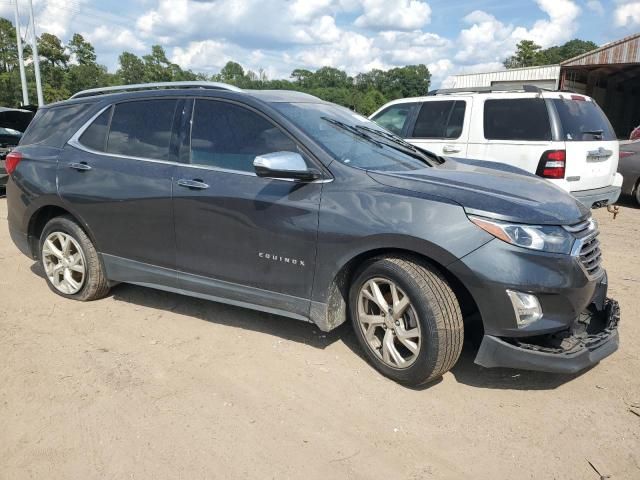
67;102;332;183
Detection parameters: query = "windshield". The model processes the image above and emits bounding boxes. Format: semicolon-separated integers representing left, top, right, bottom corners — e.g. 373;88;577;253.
272;102;433;171
552;98;616;141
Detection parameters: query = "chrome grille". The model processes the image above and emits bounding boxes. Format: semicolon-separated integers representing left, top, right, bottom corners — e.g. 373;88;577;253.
565;218;603;279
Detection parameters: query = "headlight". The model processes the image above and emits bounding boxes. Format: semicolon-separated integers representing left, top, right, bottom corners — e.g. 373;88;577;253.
469;216;574;254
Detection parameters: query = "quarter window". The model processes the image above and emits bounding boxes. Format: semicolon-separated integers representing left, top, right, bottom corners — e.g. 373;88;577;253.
371;104;415;136
411;101;465;139
483;98;551;141
78;106;112;152
106;99;178;160
190;100;298;172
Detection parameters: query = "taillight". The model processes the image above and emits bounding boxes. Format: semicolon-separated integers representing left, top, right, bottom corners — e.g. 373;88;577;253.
620;151;634;159
5;151;23;175
536;150;566;179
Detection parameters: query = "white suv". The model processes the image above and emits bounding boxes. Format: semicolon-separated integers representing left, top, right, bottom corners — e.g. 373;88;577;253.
370;86;623;208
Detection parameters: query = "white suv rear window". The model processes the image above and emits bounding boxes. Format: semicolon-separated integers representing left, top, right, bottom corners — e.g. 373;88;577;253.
552;98;616;141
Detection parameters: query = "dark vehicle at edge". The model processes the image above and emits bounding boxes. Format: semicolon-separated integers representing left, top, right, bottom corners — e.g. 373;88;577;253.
5;82;620;386
619;141;640;205
0;107;35;191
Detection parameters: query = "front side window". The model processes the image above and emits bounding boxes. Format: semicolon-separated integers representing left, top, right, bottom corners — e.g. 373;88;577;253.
190;100;298;172
411;101;466;139
273;102;433;172
371;103;415;136
483;98;551;141
106;99;178;160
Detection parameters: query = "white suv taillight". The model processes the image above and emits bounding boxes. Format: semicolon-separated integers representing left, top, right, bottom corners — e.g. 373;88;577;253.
536;150;566;179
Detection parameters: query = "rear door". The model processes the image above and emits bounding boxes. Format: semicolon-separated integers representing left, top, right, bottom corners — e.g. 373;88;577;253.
405;98;470;157
550;95;619;192
60;98;183;280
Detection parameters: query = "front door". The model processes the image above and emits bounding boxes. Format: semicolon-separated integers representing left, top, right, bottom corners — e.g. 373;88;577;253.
172;99;322;319
59;98;184;283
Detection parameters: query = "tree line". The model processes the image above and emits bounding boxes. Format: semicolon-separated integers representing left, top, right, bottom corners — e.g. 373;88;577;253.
504;39;598;69
0;17;431;115
1;17;599;115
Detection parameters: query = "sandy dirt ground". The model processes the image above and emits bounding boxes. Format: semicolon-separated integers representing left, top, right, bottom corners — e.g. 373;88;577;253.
0;196;639;480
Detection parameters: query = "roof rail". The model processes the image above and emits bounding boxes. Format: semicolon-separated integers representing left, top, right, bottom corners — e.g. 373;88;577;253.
70;81;243;99
427;84;544;96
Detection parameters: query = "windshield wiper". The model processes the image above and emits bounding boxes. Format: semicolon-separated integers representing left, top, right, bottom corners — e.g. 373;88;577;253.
321;117;384;148
354;125;442;165
581;129;604;138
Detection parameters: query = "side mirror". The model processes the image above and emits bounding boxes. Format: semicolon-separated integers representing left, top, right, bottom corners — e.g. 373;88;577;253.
253;151;321;182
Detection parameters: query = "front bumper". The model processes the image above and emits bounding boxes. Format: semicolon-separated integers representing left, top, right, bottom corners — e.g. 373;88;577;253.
571;175;622;209
475;298;620;373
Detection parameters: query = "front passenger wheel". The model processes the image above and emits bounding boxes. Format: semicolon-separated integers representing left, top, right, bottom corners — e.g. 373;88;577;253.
39;215;110;301
349;256;464;386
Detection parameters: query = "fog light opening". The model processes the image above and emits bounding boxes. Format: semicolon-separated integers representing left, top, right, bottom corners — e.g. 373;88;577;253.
507;290;543;327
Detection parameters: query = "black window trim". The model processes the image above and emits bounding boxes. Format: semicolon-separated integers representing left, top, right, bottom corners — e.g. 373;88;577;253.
183;96;331;181
69;97;185;166
407;99;467;140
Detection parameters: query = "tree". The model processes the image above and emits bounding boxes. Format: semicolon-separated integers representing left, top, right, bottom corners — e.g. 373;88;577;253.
216;61;246;84
504;40;544;68
117;52;145;84
67;33;96;65
0;18;17;72
542;39;598;64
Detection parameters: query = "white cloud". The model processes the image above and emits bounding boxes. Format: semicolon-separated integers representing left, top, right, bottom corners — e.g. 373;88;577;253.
354;0;432;30
289;0;334;21
587;0;605;16
512;0;581;48
171;40;231;73
86;26;146;52
614;1;640;26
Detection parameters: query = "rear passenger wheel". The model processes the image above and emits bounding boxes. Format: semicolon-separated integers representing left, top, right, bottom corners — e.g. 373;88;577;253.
349;256;463;386
39;216;110;301
635;180;640;206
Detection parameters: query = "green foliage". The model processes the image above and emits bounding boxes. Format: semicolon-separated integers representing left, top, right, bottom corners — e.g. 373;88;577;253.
505;38;599;68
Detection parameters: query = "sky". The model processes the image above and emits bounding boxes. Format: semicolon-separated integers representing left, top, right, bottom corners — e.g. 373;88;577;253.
1;0;639;87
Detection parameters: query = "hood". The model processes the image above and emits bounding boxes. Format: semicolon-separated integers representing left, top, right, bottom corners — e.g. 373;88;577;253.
368;157;590;225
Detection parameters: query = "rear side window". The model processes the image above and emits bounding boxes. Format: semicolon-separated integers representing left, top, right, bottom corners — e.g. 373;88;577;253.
107;99;177;160
371;103;415;136
484;98;551;141
78;107;112;152
411;101;465;139
190;99;298;172
552;98;616;141
20;103;92;147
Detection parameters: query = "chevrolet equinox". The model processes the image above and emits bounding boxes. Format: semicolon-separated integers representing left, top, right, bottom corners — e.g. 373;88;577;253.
6;82;620;386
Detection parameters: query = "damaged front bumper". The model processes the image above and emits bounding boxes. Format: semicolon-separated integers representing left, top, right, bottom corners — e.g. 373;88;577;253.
475;298;620;374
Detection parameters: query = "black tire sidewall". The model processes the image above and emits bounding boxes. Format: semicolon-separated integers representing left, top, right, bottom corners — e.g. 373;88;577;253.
349;259;444;385
39;217;94;300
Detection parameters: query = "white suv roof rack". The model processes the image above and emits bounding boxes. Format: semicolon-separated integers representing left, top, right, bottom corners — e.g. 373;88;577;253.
427;84;546;96
70;81;243;99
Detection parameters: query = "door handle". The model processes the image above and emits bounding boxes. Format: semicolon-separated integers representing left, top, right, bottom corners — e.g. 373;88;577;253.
442;145;461;154
68;162;92;171
177;179;209;190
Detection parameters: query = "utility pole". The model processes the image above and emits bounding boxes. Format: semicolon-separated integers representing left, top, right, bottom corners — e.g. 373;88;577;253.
27;0;43;106
13;0;29;106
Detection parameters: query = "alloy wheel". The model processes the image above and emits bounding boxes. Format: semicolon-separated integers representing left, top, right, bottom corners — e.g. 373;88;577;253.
42;232;86;295
356;277;421;368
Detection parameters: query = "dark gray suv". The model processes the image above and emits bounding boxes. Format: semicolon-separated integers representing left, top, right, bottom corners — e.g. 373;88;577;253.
6;82;620;386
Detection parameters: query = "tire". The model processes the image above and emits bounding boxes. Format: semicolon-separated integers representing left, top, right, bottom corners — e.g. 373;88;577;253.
635;180;640;206
349;256;463;386
39;215;110;301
